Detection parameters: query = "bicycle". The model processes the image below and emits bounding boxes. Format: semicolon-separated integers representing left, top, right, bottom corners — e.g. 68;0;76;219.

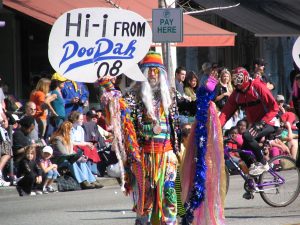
224;139;300;207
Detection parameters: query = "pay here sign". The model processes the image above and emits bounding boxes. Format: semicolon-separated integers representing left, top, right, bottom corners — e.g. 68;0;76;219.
48;8;152;83
152;8;183;43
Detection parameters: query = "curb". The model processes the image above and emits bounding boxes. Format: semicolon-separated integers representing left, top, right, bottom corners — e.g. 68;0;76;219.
0;177;120;196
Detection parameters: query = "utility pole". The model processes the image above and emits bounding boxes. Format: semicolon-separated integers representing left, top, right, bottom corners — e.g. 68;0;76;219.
158;0;175;88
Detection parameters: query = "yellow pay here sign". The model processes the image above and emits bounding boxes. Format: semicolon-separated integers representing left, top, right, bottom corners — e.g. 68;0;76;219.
152;8;183;43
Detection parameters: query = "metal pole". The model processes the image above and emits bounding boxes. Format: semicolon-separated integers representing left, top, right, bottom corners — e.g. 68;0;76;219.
158;0;175;89
8;125;14;183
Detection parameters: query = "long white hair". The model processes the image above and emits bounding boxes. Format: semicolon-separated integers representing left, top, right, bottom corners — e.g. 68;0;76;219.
140;67;172;120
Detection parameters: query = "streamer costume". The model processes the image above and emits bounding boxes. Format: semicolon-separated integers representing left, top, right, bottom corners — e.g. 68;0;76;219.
181;76;226;225
100;51;180;225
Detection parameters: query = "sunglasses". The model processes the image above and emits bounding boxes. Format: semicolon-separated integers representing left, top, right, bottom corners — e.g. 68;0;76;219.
149;67;160;75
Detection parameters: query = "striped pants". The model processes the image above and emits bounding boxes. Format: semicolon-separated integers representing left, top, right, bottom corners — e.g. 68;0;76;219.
135;151;178;225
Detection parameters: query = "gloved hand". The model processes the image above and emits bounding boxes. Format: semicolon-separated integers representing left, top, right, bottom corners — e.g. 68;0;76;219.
249;121;266;137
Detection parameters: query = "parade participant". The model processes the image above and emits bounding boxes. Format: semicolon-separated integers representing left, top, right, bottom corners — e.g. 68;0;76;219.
219;67;279;176
181;71;226;225
99;51;180;225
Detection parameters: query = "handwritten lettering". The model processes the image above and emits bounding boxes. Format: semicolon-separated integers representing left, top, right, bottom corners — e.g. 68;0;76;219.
59;38;137;74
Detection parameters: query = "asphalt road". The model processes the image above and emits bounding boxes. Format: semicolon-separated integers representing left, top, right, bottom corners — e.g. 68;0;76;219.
0;175;299;225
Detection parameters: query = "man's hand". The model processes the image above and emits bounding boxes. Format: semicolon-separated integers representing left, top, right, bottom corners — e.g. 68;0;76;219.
71;97;80;103
36;176;42;184
52;164;58;170
249;121;266;137
87;142;94;149
209;69;219;79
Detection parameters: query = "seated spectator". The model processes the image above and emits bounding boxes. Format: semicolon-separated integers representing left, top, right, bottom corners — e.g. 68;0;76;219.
252;58;275;91
85;110;113;143
38;146;59;194
276;94;298;159
265;138;290;161
84;110;116;176
225;126;244;173
237;119;248;135
0;111;12;187
16;146;42;196
68;111;100;176
184;71;199;102
174;67;191;125
235;119;255;172
6;112;20;129
214;68;233;111
50;121;103;189
223;110;245;132
21;102;43;142
12;116;36;162
175;66;191;102
96;108;110;131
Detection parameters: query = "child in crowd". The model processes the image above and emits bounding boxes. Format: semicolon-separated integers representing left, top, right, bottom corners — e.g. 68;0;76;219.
38;146;59;194
16;146;42;196
225;126;249;174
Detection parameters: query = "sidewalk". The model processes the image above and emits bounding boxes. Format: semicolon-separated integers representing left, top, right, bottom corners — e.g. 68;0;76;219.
0;176;120;197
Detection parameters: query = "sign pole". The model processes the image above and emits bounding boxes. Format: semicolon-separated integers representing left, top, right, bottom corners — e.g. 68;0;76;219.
158;0;175;89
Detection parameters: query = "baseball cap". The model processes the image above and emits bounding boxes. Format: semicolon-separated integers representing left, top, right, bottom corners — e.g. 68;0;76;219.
253;58;266;66
42;146;53;155
276;95;285;102
51;72;67;82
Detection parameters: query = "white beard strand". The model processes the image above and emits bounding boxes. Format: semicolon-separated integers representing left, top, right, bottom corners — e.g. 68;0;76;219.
140;68;172;119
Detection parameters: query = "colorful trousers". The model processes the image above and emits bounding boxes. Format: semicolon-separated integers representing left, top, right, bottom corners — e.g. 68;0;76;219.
135;150;178;225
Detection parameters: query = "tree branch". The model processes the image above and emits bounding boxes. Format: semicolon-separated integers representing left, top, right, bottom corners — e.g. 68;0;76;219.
184;3;240;15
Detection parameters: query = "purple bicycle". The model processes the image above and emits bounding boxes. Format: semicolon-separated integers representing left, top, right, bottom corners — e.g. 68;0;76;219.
224;139;300;207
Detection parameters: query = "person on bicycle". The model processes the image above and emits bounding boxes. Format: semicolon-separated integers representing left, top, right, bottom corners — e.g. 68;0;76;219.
219;67;279;176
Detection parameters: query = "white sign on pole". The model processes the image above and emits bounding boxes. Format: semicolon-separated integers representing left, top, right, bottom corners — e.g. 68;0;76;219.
152;8;183;43
292;37;300;69
48;8;152;83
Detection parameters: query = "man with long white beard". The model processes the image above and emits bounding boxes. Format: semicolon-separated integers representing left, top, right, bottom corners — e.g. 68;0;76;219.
125;51;180;225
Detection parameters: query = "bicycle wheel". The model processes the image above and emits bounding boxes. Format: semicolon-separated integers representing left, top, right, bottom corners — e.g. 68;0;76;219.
259;155;300;207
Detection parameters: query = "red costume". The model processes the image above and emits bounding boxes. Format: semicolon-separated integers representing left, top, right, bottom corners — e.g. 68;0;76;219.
220;79;279;126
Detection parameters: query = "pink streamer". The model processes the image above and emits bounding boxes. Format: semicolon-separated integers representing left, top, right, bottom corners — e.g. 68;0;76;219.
183;103;226;225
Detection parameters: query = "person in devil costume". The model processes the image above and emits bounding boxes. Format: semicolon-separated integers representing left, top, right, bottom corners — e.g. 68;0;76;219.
219;67;279;176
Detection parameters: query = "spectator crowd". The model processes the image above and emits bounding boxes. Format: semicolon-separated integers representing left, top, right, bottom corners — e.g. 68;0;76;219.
0;73;119;195
175;59;299;178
